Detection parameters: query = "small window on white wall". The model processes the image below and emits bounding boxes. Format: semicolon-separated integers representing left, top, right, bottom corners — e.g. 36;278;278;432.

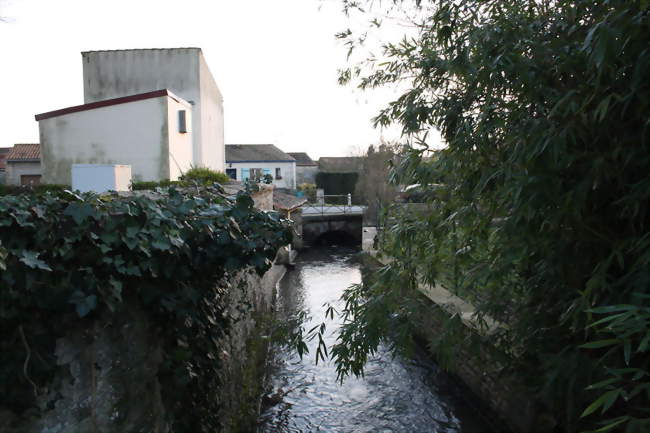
275;168;282;179
178;110;187;133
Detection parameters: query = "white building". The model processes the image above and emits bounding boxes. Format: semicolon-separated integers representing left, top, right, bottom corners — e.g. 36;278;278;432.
82;48;224;171
37;90;193;184
225;144;297;190
36;48;225;184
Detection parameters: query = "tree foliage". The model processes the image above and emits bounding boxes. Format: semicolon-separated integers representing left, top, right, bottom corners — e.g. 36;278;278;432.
354;143;401;224
0;186;291;432
329;1;650;432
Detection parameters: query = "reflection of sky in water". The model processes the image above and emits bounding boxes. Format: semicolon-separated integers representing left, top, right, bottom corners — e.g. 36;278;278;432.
259;247;493;433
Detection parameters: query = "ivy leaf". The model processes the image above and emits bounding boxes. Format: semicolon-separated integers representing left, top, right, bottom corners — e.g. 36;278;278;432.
69;291;98;318
152;239;172;251
19;250;52;271
64;203;96;224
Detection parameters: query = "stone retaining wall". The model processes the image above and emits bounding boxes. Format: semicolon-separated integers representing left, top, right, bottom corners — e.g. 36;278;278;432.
0;250;290;433
359;250;555;433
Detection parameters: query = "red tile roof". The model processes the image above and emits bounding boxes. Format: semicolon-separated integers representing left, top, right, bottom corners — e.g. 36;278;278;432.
6;143;40;162
35;89;185;121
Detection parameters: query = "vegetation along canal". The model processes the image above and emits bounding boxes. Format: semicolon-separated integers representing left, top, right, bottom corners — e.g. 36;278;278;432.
258;246;494;433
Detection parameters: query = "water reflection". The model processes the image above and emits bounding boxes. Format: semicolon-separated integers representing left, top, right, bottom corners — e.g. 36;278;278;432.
258;247;493;433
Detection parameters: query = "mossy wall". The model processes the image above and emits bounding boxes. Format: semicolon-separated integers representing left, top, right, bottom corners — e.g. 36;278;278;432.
0;255;289;433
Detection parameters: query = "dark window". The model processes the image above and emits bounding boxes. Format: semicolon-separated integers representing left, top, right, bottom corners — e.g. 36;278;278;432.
20;175;41;186
250;168;263;181
178;110;187;133
226;168;236;180
275;167;282;179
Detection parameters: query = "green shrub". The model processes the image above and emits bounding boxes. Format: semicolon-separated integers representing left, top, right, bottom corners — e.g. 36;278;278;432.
297;183;316;202
180;167;230;185
131;179;179;190
0;184;69;196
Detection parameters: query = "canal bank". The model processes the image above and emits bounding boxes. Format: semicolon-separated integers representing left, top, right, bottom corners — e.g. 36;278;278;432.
258;246;498;433
360;226;555;433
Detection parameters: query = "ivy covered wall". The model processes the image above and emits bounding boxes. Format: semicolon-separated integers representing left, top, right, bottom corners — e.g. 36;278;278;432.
0;186;291;432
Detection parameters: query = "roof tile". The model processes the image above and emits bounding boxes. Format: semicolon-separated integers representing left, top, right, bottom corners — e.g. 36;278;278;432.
226;144;295;162
6;143;40;162
287;152;318;166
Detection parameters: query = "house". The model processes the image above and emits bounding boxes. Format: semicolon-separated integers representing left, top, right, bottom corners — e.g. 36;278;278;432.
37;90;193;184
287;152;318;185
5;143;41;186
0;147;11;184
225;144;296;189
36;48;224;185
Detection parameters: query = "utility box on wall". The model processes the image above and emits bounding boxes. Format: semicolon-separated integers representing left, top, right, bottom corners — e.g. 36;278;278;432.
71;164;132;193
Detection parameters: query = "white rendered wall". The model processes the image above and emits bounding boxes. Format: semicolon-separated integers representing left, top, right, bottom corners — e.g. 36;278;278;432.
167;98;194;179
226;161;296;189
5;162;41;186
82;49;224;172
295;166;318;185
39;96;189;185
198;52;225;171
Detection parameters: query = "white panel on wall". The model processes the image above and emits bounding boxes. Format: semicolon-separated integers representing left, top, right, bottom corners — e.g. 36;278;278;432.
72;164;132;193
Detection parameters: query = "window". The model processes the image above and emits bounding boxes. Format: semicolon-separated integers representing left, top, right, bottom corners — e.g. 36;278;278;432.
226;168;236;180
250;168;263;181
243;168;272;182
178;110;187;133
275;167;282;179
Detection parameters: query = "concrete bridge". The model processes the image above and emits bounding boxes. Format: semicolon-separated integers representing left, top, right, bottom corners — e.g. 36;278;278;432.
300;202;366;246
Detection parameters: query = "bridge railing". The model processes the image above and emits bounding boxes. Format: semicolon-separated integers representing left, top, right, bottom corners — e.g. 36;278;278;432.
302;194;365;216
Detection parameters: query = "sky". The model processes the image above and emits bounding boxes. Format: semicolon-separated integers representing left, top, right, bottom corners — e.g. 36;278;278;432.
0;0;413;158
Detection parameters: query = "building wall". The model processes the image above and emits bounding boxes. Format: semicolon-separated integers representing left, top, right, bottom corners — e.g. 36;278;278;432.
39;96;192;185
198;52;225;171
295;166;318;185
226;161;296;189
82;49;224;172
5;162;42;186
167;97;194;180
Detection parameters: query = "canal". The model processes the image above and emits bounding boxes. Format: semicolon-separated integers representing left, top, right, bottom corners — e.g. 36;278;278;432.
258;246;495;433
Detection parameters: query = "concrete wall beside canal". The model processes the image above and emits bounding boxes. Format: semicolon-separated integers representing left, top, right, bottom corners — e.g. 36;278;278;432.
0;249;291;433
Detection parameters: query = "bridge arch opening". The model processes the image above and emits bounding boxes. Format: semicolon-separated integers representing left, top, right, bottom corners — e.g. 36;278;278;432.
313;230;359;247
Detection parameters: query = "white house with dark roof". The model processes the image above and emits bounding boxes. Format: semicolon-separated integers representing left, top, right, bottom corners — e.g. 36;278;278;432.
36;48;224;185
225;144;297;189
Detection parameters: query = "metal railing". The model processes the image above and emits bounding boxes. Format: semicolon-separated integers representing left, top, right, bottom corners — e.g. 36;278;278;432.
302;194;365;216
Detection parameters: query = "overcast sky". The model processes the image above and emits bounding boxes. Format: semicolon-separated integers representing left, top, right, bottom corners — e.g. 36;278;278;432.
0;0;412;158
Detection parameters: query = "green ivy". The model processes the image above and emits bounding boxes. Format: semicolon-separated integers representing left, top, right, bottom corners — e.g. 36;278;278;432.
0;185;291;432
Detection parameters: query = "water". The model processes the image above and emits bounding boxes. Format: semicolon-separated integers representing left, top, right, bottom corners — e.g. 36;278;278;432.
258;246;494;433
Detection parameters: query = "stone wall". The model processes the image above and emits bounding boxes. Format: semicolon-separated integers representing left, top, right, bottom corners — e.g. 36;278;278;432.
0;252;290;433
251;184;274;211
302;214;362;246
410;302;555;433
360;252;555;433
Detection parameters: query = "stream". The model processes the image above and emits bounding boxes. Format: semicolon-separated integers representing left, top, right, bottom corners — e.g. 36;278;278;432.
258;246;494;433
